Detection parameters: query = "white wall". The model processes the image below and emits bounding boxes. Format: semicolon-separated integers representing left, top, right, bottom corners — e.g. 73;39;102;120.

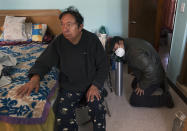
0;0;129;37
1;0;187;85
166;0;187;83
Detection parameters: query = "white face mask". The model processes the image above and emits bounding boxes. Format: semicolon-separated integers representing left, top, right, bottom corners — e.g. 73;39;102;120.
115;48;125;57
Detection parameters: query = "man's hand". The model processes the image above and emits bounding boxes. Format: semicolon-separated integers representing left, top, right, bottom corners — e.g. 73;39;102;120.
16;75;40;97
86;85;101;102
135;84;144;96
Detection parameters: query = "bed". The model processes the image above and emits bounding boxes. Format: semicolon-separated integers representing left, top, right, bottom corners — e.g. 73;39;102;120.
0;10;62;131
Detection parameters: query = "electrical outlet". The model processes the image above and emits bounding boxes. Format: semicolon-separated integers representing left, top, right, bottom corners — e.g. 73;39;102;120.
180;2;185;13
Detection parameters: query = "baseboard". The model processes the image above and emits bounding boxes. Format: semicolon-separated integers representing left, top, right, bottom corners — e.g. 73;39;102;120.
167;78;187;104
176;81;187;97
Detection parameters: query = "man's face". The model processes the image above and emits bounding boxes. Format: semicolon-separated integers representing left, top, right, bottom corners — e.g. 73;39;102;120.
113;40;124;51
60;14;83;42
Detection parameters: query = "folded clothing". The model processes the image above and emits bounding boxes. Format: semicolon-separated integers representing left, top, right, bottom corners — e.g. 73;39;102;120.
0;51;17;87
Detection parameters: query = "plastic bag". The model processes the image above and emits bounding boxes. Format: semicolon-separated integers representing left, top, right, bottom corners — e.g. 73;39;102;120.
172;111;186;131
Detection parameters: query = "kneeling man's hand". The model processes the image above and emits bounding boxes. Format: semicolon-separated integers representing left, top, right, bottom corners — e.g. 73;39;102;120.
86;85;101;102
135;84;144;96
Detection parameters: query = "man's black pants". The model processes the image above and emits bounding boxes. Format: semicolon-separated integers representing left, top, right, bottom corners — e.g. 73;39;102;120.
129;78;167;107
53;88;106;131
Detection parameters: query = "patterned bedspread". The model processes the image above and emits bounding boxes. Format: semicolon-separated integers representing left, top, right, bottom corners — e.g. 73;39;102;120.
0;44;58;124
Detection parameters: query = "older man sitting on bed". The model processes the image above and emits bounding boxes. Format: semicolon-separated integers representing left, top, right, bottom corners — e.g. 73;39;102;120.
16;6;108;131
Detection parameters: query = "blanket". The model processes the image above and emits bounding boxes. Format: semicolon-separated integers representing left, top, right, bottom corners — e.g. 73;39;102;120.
0;44;58;124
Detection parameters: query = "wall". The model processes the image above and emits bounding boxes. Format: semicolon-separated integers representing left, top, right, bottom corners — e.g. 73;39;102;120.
1;0;187;86
1;0;187;85
0;0;129;37
167;0;187;84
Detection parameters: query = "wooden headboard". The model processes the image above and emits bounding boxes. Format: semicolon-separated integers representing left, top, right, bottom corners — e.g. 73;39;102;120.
0;9;62;36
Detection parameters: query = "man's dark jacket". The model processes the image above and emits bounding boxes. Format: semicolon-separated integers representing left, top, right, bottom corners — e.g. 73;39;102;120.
108;37;167;90
28;29;108;92
124;38;166;90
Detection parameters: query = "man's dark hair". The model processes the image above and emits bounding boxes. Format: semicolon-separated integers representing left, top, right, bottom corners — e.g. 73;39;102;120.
106;36;125;54
59;6;84;27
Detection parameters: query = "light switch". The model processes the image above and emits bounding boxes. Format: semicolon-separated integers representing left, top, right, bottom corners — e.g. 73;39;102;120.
180;2;185;13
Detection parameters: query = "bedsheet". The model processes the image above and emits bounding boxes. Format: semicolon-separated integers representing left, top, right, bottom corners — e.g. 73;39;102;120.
0;43;58;124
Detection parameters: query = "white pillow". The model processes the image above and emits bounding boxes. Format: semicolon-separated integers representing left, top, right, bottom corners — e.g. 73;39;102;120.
41;24;47;38
25;23;32;40
4;16;26;23
3;16;27;41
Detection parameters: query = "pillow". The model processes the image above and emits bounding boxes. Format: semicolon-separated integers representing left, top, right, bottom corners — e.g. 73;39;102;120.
41;24;47;38
3;16;27;41
32;24;47;42
4;16;26;23
32;24;42;41
25;23;32;41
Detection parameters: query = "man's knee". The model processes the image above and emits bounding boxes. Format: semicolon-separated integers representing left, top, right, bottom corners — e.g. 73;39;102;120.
129;93;137;106
87;97;105;113
87;97;103;108
129;92;144;107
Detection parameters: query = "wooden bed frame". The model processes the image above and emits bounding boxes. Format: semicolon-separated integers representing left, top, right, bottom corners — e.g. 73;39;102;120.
0;9;62;36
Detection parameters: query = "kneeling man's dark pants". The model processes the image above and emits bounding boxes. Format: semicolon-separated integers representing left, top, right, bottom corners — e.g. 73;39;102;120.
130;78;166;107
